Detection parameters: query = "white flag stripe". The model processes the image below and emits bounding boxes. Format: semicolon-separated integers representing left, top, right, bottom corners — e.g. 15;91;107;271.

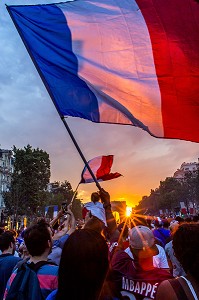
58;0;163;136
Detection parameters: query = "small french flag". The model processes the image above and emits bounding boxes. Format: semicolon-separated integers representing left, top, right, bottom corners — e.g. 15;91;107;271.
80;155;122;184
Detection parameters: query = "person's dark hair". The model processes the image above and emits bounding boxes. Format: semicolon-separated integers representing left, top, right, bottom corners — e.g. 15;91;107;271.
91;192;100;203
24;218;51;256
192;215;199;222
154;219;162;228
184;217;192;223
84;216;104;234
175;216;184;223
56;229;109;300
173;223;199;281
0;227;4;235
0;231;15;252
162;219;170;228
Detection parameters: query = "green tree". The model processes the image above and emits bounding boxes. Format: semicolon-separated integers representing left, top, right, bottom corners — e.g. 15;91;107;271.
135;177;184;215
3;145;50;218
180;171;199;213
158;177;183;211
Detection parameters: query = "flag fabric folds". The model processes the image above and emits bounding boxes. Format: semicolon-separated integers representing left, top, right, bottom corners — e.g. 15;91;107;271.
80;155;122;183
7;0;199;142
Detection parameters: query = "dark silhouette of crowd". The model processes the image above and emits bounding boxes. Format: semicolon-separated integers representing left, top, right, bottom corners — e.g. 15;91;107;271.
0;189;199;300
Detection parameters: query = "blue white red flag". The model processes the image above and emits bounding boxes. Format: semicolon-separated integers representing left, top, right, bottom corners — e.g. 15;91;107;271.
7;0;199;142
80;155;122;183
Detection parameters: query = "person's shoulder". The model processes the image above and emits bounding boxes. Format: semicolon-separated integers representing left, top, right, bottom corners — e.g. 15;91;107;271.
38;263;58;275
10;255;22;261
156;279;177;300
111;247;134;270
162;228;171;235
2;254;22;264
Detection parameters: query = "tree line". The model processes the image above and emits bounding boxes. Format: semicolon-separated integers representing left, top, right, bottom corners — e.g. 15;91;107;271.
135;170;199;215
3;145;82;223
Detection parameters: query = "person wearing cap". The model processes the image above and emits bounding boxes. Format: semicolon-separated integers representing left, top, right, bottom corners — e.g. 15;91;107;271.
99;189;173;300
124;225;170;271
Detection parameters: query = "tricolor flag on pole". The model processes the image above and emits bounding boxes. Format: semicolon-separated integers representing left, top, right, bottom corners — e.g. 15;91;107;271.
80;155;122;183
7;0;199;143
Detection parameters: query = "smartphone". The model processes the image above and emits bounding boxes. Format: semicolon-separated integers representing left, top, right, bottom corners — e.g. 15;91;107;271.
61;202;68;214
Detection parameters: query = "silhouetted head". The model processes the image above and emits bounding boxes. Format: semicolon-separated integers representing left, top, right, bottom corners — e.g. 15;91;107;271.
56;228;109;300
91;192;101;203
173;223;199;281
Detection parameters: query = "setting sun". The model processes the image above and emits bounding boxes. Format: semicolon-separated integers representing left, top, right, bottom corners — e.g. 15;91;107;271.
126;206;132;217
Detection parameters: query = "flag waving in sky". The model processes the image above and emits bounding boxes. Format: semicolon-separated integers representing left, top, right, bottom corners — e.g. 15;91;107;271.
80;155;122;183
7;0;199;142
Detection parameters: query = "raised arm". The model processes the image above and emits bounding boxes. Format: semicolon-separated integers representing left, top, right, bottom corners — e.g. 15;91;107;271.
66;203;76;235
49;208;64;228
99;189;120;242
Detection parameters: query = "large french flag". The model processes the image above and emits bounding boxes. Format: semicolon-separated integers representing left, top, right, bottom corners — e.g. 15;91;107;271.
7;0;199;142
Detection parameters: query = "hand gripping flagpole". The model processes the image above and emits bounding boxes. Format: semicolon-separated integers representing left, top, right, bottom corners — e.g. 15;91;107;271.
61;117;102;191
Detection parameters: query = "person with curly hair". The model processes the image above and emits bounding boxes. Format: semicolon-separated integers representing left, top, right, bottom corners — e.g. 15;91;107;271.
156;223;199;299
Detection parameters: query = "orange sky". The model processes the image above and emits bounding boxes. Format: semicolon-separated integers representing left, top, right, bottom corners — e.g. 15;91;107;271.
49;118;199;207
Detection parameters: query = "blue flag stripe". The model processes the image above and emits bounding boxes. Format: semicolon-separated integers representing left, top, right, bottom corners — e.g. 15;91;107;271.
7;3;100;121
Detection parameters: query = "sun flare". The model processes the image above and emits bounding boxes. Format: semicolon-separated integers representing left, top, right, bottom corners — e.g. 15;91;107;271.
126;206;132;217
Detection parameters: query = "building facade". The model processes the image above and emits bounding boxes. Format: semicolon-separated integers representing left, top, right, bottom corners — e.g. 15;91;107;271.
173;160;199;215
0;149;14;213
173;161;199;180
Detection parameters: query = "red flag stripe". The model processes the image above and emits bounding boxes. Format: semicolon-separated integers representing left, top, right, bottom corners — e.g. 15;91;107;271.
137;0;199;142
96;155;113;180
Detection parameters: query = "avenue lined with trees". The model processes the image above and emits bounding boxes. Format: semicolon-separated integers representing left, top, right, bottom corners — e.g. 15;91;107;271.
136;172;199;215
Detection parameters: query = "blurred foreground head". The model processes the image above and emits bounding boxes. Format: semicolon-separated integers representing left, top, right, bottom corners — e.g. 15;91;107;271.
173;223;199;281
57;228;109;300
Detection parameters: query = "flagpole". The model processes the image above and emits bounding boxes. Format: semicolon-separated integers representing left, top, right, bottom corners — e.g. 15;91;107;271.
61;117;102;191
71;183;80;204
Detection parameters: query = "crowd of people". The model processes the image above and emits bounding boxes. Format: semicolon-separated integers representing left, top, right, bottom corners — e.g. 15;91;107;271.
0;189;199;300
